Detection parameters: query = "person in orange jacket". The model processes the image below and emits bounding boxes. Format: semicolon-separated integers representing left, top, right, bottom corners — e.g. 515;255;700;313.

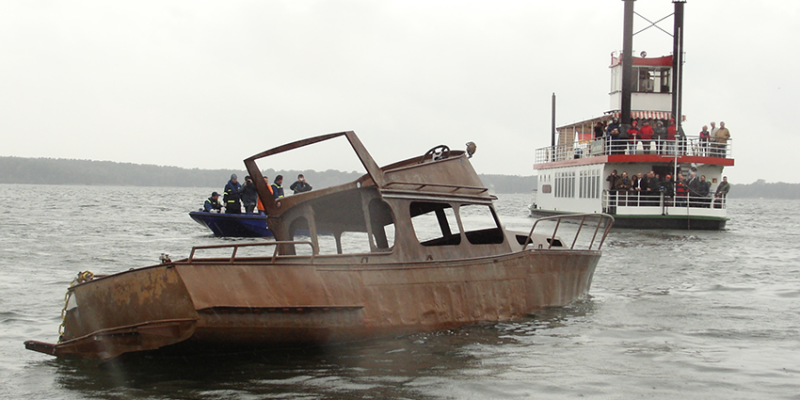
256;177;274;215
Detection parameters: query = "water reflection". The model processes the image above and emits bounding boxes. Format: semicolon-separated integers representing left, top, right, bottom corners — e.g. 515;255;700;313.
52;301;596;399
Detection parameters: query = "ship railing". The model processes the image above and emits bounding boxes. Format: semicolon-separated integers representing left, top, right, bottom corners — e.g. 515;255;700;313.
602;190;727;211
187;241;316;264
535;136;732;163
522;213;614;251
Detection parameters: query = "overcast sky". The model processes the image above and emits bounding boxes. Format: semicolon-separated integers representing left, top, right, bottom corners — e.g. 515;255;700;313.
2;0;798;184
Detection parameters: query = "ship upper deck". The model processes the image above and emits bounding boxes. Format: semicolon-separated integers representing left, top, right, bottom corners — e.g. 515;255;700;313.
534;135;734;169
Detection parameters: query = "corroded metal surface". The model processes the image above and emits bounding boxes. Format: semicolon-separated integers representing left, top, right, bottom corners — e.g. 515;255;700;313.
25;131;613;359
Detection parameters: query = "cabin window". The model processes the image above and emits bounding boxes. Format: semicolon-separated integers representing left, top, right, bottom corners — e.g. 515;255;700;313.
368;198;395;251
316;234;338;255
310;198;396;255
542;184;552;194
288;216;315;255
410;202;461;247
555;171;575;198
340;231;372;254
459;204;504;245
579;169;601;199
632;66;671;93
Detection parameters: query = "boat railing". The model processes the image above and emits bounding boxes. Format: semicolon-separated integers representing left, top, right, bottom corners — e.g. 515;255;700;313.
522;213;614;251
602;190;727;211
535;135;732;163
187;241;316;264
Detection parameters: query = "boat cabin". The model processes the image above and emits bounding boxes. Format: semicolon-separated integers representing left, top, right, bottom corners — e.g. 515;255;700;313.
246;132;551;262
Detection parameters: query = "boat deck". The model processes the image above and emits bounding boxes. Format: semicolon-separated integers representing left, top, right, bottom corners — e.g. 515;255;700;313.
534;135;734;169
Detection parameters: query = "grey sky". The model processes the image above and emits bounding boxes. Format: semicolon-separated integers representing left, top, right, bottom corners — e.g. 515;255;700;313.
2;1;798;184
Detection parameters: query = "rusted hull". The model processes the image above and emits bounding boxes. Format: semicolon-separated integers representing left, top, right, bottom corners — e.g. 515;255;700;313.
27;250;599;359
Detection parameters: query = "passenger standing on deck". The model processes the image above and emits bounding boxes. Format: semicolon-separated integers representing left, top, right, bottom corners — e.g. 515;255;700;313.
608;128;621;154
203;192;223;213
699;175;711;207
639;121;654;155
606;118;620;154
289;174;313;194
715;176;730;198
633;172;645;205
615;172;632;206
606;170;619;195
271;175;285;199
645;171;659;206
699;175;710;197
709;122;719;156
660;174;674;197
615;172;632;191
627;120;640;154
666;119;677;154
594;121;605;140
654;121;667;154
687;172;701;205
256;177;274;215
675;174;688;207
715;122;731;158
699;126;711;156
240;175;259;214
606;118;620;135
633;173;645;191
223;174;243;214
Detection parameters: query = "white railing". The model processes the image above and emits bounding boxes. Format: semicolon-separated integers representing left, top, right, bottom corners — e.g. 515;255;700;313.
535;135;733;164
601;190;727;211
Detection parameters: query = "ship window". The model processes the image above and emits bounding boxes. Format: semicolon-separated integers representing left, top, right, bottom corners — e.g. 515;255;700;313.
542;184;552;194
368;199;395;251
288;217;314;255
410;202;461;247
555;171;575;198
459;204;504;245
637;68;655;92
579;169;602;199
633;66;671;93
660;69;671;93
340;231;371;254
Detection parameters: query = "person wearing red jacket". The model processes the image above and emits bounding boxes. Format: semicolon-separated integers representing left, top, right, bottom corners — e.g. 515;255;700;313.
639;121;654;154
627;120;640;154
666;119;677;154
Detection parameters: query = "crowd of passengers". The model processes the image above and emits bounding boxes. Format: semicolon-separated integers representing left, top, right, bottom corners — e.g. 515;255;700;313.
605;169;730;208
201;173;313;214
593;118;731;157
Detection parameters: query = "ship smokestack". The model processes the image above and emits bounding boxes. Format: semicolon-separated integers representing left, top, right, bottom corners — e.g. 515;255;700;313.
551;92;556;161
672;0;685;132
620;0;635;128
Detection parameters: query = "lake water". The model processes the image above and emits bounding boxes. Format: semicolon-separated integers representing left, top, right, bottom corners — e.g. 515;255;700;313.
1;184;799;399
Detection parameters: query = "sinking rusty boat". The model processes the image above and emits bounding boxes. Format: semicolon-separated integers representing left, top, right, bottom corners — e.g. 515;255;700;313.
25;131;613;360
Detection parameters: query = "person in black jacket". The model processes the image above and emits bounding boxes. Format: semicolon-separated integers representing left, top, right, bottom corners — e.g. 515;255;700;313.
271;175;285;199
203;192;222;213
289;174;313;195
240;176;259;214
660;174;674;198
223;174;243;214
686;171;702;206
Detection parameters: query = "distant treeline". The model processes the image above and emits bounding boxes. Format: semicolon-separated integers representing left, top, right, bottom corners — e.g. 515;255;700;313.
726;179;800;199
0;156;537;194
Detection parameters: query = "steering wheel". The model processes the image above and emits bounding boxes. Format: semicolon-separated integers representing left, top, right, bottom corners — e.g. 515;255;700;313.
422;145;451;162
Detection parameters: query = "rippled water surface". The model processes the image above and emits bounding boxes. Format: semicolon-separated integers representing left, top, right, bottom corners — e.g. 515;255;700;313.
1;184;799;399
